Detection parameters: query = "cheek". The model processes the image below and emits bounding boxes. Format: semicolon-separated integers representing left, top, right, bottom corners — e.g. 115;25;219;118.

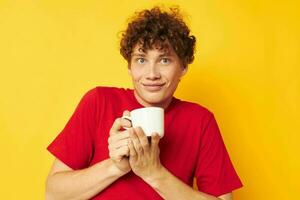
130;69;143;81
164;70;181;83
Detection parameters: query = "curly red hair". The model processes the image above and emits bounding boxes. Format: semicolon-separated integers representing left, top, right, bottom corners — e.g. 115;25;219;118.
120;6;196;68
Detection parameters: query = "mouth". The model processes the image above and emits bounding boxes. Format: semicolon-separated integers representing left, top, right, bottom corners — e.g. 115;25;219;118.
141;83;166;92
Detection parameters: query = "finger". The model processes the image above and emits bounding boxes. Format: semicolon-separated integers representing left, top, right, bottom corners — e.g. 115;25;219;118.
129;128;143;156
110;118;123;134
128;137;137;162
108;130;130;145
122;110;132;128
135;127;150;153
109;137;129;150
123;110;131;118
110;145;129;161
116;145;129;157
110;117;131;135
151;133;161;152
123;110;130;117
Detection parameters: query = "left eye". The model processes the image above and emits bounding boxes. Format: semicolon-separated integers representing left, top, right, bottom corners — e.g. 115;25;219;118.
161;58;169;64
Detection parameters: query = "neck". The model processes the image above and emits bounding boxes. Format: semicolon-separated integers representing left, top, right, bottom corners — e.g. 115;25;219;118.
133;90;173;109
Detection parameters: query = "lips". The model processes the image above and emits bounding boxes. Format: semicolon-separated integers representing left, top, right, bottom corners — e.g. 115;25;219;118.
142;83;165;91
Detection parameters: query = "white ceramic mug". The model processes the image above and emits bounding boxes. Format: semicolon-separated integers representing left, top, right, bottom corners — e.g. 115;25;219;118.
122;107;164;138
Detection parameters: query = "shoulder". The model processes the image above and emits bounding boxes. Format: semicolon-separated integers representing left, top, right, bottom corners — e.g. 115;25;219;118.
85;86;128;98
172;99;216;131
81;86;131;107
175;99;214;119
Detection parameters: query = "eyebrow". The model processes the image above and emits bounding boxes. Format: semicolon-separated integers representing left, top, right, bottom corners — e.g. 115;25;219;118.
131;52;172;58
158;52;172;57
131;53;146;57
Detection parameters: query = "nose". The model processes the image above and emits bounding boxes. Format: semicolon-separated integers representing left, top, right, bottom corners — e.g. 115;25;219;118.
146;63;161;80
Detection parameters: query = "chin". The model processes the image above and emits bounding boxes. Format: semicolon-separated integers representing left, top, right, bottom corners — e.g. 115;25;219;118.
134;85;172;106
143;95;164;104
141;92;168;106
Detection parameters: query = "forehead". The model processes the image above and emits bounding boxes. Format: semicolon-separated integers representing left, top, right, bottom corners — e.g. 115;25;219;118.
131;42;175;55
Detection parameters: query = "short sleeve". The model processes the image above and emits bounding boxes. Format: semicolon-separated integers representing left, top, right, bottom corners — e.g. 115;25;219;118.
195;114;243;196
47;88;100;170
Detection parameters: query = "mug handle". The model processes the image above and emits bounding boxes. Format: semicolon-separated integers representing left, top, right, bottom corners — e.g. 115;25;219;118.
122;116;152;143
121;116;131;130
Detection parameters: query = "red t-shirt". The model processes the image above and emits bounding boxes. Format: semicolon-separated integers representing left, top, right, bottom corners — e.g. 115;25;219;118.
47;86;242;199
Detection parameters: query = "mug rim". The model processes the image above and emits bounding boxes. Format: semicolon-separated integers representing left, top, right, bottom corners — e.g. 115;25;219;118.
130;106;164;113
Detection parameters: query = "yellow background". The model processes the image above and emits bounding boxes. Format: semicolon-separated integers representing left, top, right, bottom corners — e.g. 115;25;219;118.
0;0;299;199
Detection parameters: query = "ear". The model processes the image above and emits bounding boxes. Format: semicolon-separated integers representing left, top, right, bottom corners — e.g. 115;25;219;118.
180;66;188;77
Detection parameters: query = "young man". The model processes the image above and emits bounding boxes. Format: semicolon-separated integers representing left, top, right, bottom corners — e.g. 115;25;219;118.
46;7;242;200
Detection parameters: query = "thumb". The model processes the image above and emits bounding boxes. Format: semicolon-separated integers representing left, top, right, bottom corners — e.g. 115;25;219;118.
123;110;130;117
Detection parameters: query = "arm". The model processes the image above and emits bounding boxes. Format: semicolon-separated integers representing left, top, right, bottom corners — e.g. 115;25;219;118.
145;166;232;200
45;158;126;200
127;127;233;200
46;114;132;200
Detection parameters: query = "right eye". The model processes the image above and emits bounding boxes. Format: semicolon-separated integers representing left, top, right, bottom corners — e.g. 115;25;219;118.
137;58;145;64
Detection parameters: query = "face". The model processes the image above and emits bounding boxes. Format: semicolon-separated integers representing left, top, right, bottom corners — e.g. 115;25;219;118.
128;43;187;108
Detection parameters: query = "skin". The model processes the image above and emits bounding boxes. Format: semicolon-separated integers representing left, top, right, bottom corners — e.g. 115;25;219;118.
128;43;187;109
45;42;232;200
45;116;133;200
124;42;233;200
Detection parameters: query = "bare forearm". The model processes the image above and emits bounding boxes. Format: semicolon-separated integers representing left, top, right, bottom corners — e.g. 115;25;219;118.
46;159;126;200
145;167;221;200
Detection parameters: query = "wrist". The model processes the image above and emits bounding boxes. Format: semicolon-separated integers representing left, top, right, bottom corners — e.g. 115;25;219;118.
107;159;129;177
143;166;167;189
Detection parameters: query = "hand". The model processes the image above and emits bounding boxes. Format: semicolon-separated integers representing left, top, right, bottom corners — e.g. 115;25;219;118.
127;127;163;183
108;110;132;174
